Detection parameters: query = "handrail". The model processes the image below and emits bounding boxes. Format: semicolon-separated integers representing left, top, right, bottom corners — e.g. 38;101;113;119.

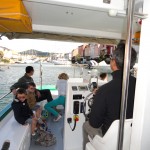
117;0;135;149
0;91;12;101
40;61;43;90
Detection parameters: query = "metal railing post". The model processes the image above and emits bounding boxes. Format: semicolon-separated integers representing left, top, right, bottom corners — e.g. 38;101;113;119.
117;0;135;150
40;61;42;90
0;91;12;101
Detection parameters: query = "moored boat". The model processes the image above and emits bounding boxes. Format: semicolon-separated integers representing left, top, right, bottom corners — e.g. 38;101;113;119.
52;59;71;65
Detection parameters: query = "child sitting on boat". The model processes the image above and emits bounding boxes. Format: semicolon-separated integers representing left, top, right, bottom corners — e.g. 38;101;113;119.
99;73;108;82
26;82;42;120
44;73;69;122
26;82;47;130
11;88;38;137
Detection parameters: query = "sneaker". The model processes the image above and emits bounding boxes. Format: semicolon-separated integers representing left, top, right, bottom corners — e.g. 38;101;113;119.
53;115;62;122
1;140;10;150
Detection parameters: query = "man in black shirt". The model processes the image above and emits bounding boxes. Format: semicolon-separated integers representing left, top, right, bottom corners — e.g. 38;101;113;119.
83;43;137;149
10;66;53;102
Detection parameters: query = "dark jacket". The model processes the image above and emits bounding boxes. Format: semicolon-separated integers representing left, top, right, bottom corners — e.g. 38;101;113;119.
10;73;34;90
89;70;136;135
11;98;33;125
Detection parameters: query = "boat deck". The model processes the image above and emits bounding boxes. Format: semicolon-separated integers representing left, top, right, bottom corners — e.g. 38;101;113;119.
30;110;64;150
30;86;64;150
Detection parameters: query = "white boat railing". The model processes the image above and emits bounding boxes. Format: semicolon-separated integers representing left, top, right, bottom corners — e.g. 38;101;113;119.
0;91;11;101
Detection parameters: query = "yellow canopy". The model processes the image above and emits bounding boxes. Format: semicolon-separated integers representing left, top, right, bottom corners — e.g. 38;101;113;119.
0;0;32;33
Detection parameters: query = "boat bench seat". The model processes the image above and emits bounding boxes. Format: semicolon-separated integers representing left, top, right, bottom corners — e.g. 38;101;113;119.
0;115;31;150
85;119;132;150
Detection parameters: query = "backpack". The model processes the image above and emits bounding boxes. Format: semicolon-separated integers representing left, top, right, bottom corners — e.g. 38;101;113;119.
34;129;56;147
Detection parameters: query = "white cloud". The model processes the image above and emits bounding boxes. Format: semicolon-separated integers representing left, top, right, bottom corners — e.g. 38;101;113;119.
0;37;83;53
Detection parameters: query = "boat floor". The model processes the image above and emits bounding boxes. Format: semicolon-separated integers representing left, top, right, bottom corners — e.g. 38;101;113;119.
30;110;64;150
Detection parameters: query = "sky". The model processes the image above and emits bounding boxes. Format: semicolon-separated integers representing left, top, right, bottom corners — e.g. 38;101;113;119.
0;36;83;53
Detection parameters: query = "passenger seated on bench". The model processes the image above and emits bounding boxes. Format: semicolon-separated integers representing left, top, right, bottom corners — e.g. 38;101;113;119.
44;73;69;122
99;73;107;82
83;43;137;150
26;82;43;123
10;66;53;102
11;88;38;137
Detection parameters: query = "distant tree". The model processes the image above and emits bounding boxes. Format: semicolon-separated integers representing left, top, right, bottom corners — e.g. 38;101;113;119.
0;51;4;59
99;54;105;62
1;58;10;63
76;54;81;63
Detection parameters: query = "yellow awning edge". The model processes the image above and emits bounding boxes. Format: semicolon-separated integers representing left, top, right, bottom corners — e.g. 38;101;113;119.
0;0;32;33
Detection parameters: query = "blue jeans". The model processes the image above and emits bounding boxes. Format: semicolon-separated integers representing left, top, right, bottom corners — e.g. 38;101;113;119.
44;96;65;117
